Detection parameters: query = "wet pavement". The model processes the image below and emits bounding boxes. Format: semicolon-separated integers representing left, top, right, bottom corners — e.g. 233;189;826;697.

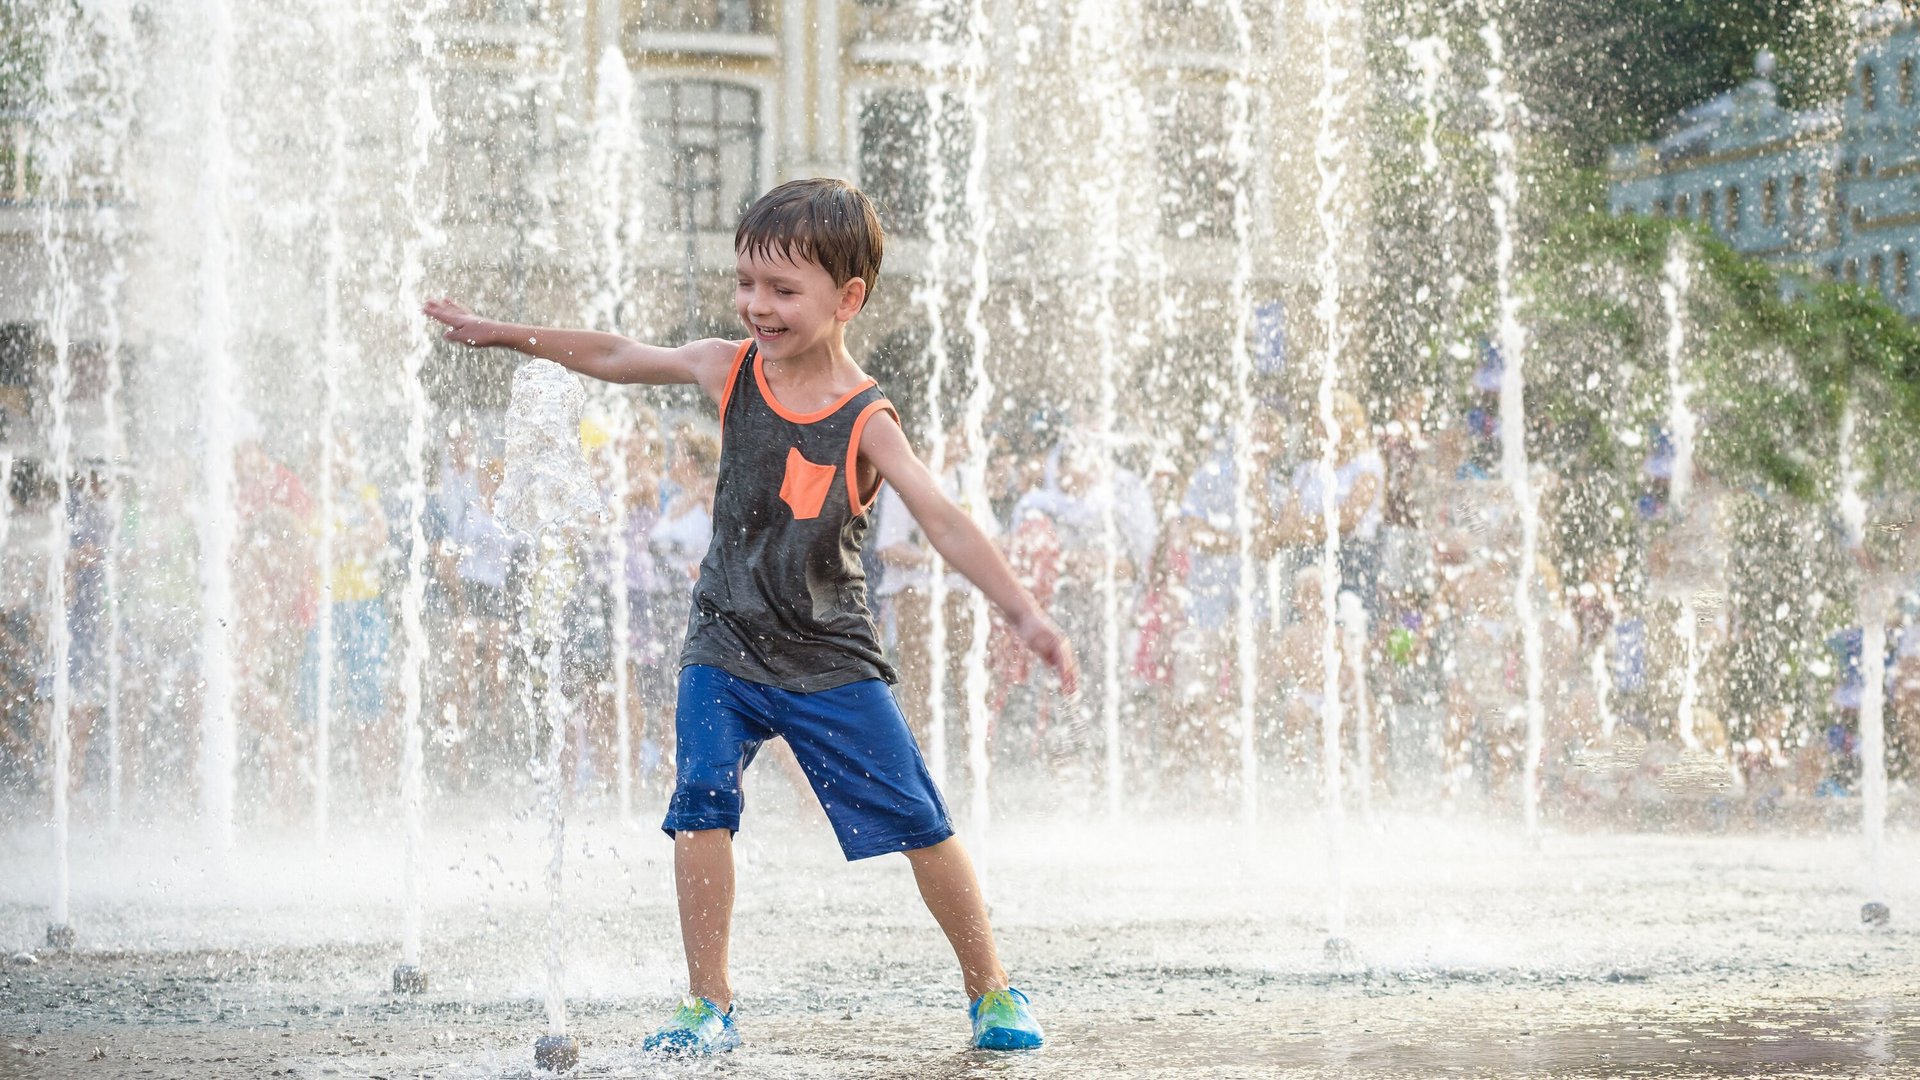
3;782;1917;1077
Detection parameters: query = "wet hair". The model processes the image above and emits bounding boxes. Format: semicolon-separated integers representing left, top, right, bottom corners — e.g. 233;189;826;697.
735;178;885;307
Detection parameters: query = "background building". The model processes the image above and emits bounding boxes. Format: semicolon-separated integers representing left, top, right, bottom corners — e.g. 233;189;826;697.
1608;9;1919;318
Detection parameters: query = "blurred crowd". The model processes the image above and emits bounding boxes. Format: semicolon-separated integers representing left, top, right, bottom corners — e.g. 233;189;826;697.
5;382;1920;822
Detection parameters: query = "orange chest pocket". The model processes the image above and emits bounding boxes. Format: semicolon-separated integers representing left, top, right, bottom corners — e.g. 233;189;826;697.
778;446;837;520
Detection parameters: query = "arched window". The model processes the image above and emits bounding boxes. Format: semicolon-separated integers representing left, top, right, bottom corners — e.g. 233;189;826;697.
1898;251;1913;297
1860;156;1874;177
1701;189;1716;225
1902;59;1916;107
1761;178;1779;226
642;80;765;233
1655;197;1670;217
1846;257;1860;282
1790;174;1807;220
1870;253;1885;291
1725;185;1742;232
1676;193;1691;218
1862;64;1878;112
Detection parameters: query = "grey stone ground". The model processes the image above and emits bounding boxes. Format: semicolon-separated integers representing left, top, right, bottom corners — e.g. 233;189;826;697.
3;774;1918;1078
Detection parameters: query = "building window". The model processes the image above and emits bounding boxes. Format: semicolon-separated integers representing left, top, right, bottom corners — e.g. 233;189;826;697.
1902;59;1915;107
1870;253;1886;292
1155;87;1240;241
441;74;535;224
645;0;770;33
858;89;970;238
1145;0;1275;54
1725;185;1741;232
641;81;763;232
1676;193;1691;218
1761;178;1778;226
1654;197;1670;217
445;0;542;22
1700;189;1716;225
1790;174;1807;220
1862;64;1878;112
1852;205;1867;229
852;0;968;40
1859;156;1874;177
1846;257;1859;282
1898;251;1913;296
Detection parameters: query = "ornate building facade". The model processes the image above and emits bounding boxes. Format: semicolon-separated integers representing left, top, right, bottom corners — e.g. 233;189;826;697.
1608;7;1920;319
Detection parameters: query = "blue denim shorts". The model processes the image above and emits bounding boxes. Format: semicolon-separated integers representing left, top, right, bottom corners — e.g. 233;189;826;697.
662;664;954;861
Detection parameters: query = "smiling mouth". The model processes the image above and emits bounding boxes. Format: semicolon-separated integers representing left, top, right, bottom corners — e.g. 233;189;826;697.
753;323;787;338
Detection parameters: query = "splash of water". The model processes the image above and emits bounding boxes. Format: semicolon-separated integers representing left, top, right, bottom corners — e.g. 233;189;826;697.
1309;0;1352;941
1069;0;1134;820
499;359;604;1037
393;0;444;970
916;75;956;793
312;0;359;848
1339;590;1374;820
1837;398;1886;905
959;0;997;881
1222;0;1262;834
1479;18;1547;839
1660;240;1696;512
32;0;83;932
91;3;137;836
194;0;241;859
586;42;639;822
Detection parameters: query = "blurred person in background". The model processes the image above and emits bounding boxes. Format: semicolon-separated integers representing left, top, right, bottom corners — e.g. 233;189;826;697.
449;456;518;780
1009;428;1155;769
875;420;985;752
63;466;112;792
619;409;673;780
233;436;318;806
308;436;390;793
566;417;620;792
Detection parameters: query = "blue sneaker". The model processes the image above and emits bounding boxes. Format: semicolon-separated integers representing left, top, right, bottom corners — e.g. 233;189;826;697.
969;987;1044;1050
642;996;740;1055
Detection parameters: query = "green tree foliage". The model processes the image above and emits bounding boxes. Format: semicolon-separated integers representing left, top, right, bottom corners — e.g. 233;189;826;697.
1507;0;1869;165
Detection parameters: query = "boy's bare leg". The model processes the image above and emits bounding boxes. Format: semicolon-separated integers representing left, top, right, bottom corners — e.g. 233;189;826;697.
905;837;1008;1000
675;828;735;1010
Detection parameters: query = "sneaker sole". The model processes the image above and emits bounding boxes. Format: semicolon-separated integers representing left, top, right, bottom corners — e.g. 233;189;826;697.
974;1027;1044;1051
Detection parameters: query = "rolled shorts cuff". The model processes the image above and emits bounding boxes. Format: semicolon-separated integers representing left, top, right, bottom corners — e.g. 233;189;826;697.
659;811;741;840
837;819;955;862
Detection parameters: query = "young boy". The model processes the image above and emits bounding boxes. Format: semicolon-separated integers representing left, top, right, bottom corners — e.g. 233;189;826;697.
423;177;1076;1054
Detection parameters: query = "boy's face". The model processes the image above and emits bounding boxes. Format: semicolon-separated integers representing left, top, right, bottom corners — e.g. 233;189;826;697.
735;246;866;360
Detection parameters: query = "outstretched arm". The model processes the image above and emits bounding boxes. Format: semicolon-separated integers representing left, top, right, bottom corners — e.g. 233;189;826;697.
423;298;738;404
859;413;1078;694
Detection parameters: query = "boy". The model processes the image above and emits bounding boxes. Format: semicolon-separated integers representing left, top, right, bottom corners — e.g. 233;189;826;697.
423;177;1076;1054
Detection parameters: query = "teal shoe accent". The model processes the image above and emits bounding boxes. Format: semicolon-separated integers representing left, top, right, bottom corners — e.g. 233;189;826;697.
642;996;740;1055
969;986;1044;1050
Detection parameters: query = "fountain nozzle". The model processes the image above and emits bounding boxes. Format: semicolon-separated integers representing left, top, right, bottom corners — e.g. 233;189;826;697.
1862;901;1891;927
392;964;428;994
534;1033;579;1073
45;924;75;951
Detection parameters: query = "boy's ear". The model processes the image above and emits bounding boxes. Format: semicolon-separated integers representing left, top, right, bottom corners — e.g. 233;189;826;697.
837;277;868;320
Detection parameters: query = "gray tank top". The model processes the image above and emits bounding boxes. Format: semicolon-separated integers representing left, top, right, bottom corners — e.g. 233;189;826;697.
679;340;900;692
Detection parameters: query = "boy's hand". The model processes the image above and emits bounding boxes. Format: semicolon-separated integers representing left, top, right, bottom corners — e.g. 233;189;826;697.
423;297;493;347
1015;610;1078;696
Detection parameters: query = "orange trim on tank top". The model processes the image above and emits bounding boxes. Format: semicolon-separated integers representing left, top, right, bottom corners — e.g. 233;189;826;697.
846;399;898;516
717;340;753;439
754;352;877;425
